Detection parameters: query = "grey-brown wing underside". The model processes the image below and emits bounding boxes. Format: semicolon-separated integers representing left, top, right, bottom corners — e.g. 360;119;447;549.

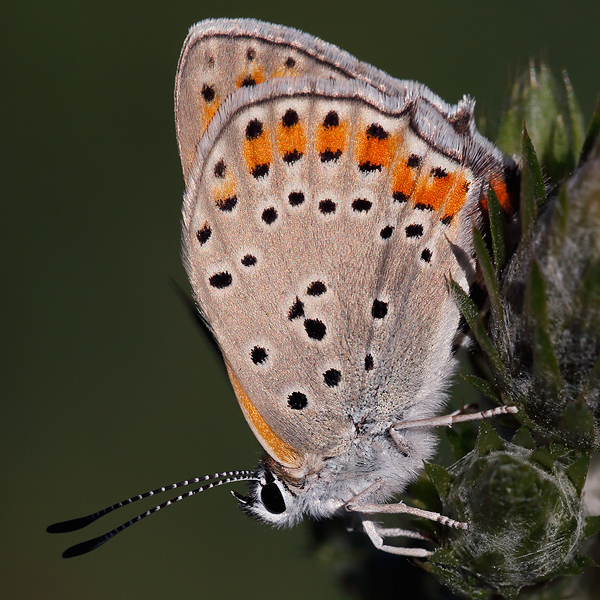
181;77;484;459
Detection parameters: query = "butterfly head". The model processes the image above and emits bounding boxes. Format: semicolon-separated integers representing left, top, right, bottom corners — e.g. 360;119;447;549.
233;451;368;527
232;457;308;527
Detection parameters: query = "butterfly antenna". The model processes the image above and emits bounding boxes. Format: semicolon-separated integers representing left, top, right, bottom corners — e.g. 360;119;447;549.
47;470;258;558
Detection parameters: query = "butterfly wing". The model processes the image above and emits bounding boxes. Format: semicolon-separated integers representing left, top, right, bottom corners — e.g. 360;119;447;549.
176;18;357;181
180;73;509;470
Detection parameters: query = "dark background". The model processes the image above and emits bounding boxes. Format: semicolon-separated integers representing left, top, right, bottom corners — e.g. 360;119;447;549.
3;1;599;599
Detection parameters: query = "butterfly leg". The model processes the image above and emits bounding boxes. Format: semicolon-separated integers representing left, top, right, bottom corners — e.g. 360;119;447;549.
347;407;517;553
346;480;468;530
372;525;433;540
392;404;518;431
361;519;433;557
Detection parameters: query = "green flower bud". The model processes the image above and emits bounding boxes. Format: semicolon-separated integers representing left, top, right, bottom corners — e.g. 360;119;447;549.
428;426;588;599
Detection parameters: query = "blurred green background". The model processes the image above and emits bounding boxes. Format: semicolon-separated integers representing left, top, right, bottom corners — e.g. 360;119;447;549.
2;1;599;599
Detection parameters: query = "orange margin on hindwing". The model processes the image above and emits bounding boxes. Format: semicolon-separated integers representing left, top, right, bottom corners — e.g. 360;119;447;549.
236;66;266;89
411;169;458;211
201;96;220;133
480;174;512;212
226;365;301;469
391;154;418;200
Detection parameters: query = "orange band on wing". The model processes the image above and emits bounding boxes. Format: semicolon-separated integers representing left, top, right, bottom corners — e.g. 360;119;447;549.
488;175;512;212
391;155;418;201
201;97;220;133
213;179;238;211
412;169;457;212
243;130;273;176
276;122;307;160
236;67;266;88
226;365;301;468
441;171;470;222
315;121;349;156
354;127;396;172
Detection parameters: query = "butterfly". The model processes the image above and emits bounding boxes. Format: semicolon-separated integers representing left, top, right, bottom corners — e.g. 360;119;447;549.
48;18;517;558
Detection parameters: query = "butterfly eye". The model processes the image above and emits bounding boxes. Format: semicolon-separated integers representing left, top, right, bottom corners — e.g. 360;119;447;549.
260;482;286;514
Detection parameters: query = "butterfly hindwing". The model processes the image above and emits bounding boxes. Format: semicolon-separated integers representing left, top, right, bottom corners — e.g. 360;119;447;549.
182;76;485;461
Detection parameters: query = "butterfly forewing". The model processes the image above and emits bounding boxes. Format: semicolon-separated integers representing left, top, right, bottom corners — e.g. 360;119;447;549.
176;19;368;180
176;20;512;208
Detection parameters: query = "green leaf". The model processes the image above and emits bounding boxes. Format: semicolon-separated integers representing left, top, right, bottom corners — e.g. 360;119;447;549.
548;185;570;257
526;261;562;396
563;71;585;157
568;554;596;571
584;515;600;538
428;547;461;567
521;127;546;243
487;183;507;276
530;446;556;471
425;562;492;600
476;421;505;456
525;63;561;164
497;62;561;163
576;261;600;323
526;260;549;326
496;82;523;156
548;442;569;458
498;586;520;600
424;463;453;502
561;401;597;450
513;427;536;450
473;226;503;328
427;552;493;600
578;98;600;168
533;325;562;387
461;374;501;404
552;114;574;176
450;278;505;375
557;555;590;576
445;425;475;461
578;353;600;406
565;453;590;495
495;63;585;186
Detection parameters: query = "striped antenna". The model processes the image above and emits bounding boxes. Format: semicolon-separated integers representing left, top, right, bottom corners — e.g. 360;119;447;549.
47;470;258;558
